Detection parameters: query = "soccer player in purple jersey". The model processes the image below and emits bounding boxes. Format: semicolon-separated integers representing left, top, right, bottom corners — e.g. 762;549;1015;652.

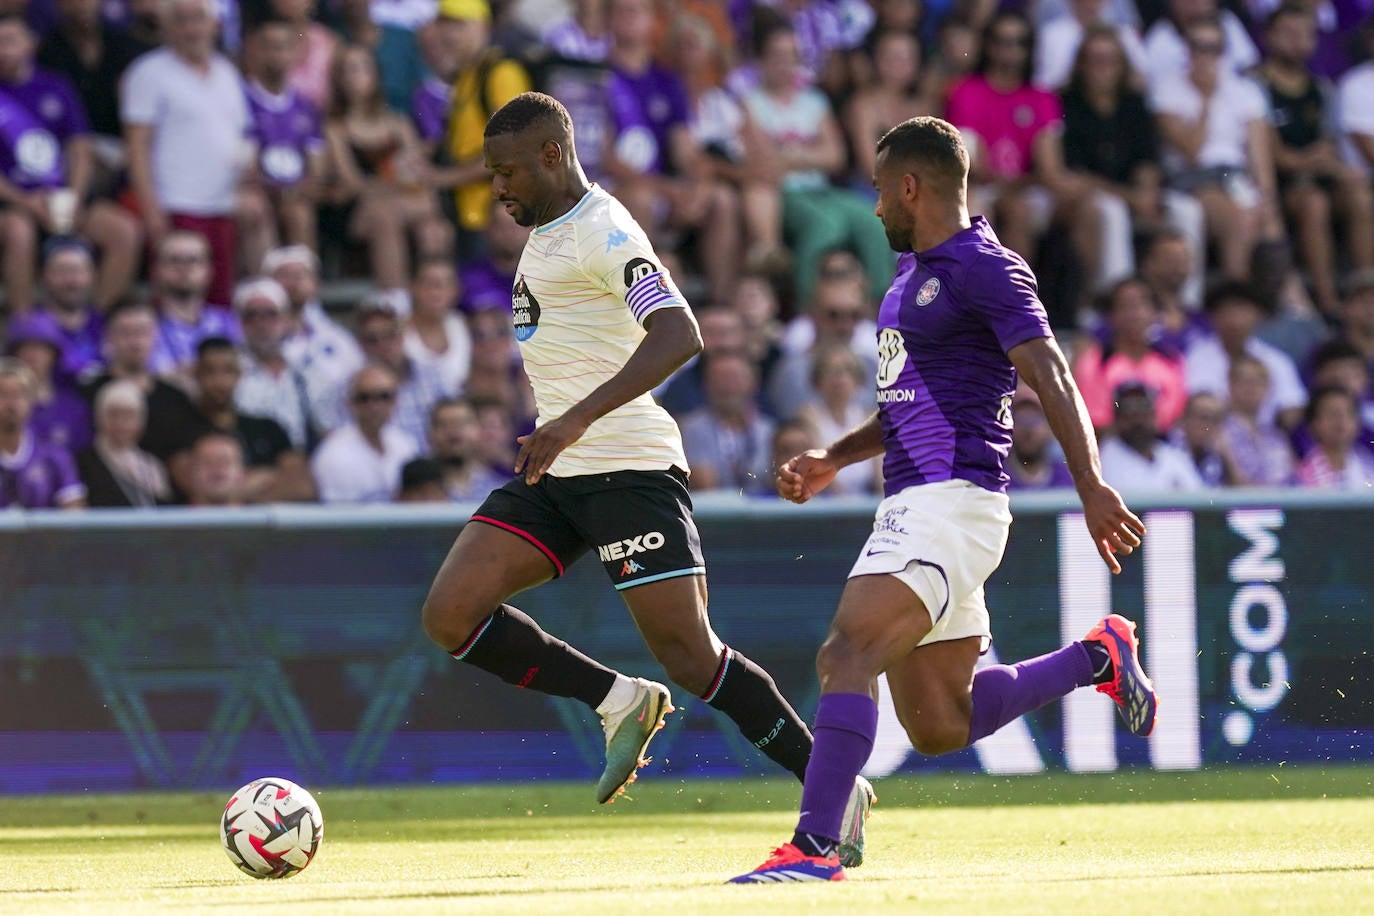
730;116;1158;884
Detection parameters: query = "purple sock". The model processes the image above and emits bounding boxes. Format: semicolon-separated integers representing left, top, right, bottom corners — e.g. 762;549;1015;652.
795;693;878;843
966;642;1095;745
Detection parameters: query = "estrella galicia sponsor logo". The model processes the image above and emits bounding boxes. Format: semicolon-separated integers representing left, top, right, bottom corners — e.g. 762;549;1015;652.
915;277;940;306
597;531;665;561
512;276;540;341
624;257;657;288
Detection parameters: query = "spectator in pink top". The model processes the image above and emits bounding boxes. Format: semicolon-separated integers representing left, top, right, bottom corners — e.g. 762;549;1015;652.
1295;386;1374;488
1072;277;1187;432
269;0;339;111
946;11;1064;260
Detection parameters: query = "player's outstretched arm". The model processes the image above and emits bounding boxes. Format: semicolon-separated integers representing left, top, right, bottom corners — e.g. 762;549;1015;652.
776;411;884;503
1009;337;1145;574
514;307;702;484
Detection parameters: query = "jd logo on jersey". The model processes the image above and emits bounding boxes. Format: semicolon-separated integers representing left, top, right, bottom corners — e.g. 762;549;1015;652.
624;258;657;288
512;276;541;341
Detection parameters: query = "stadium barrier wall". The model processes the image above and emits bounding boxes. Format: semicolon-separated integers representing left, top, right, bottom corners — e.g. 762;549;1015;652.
0;490;1370;794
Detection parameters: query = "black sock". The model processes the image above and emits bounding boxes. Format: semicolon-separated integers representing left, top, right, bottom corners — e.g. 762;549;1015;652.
703;647;813;782
1083;639;1114;685
791;831;836;858
451;604;618;709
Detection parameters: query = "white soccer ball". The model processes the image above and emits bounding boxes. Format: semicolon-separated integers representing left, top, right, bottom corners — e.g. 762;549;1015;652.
221;777;324;879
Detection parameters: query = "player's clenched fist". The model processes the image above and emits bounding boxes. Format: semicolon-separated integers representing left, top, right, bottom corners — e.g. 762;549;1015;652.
776;449;839;504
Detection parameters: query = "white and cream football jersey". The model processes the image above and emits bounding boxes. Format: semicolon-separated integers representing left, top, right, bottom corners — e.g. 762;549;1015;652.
511;184;691;477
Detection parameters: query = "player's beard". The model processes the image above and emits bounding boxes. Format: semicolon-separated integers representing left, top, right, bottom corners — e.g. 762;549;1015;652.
883;219;914;253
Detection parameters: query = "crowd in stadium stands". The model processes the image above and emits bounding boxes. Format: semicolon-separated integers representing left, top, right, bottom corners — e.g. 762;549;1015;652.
1;0;1373;510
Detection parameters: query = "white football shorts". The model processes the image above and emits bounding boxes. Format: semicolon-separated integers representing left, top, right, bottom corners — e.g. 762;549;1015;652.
847;478;1012;650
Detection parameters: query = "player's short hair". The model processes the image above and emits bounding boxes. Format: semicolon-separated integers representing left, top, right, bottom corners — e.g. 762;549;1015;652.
196;336;238;361
484;92;573;140
876;117;968;188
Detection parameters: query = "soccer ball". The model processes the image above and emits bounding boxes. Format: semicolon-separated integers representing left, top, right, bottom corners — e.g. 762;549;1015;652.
221;777;324;879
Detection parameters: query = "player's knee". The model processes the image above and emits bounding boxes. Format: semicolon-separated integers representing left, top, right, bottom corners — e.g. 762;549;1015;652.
649;638;716;696
907;723;968;757
815;631;881;689
420;592;489;653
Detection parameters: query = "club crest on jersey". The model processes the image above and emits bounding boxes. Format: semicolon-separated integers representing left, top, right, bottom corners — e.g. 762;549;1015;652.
512;276;541;341
915;277;941;307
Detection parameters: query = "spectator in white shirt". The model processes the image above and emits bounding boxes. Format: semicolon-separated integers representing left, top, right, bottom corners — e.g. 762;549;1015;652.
404;258;471;398
310;364;419;503
232;276;323;451
1034;0;1149;90
1185;280;1307;429
426;397;505;501
1150;16;1280;282
1098;380;1206;491
120;0;258;306
1141;0;1259;85
1337;20;1374;176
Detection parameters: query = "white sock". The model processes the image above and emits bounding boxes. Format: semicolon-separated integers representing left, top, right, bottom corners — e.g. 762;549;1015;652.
595;674;639;717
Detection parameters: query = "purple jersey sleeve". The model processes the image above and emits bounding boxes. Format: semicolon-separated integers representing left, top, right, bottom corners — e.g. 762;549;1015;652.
47;71;90;139
966;250;1052;355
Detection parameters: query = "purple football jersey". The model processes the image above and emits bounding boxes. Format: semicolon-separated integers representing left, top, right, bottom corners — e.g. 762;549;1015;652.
459;260;514;314
29;385;92;453
42;306;104;383
0;68;89;190
150;306;243;374
606;64;690;177
0;431;85;508
876;217;1052;496
245;81;324;188
411;76;448;145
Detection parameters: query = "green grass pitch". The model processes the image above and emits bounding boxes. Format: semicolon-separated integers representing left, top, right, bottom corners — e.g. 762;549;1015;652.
1;766;1371;915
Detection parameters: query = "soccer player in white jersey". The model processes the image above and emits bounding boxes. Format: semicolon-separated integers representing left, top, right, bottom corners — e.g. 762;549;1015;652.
419;92;874;861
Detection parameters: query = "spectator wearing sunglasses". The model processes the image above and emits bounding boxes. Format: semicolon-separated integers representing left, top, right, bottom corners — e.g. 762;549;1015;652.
310;363;420;503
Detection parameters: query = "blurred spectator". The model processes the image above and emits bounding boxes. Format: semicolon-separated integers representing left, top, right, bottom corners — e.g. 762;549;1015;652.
947;11;1062;262
323;299;445;445
1295;385;1374;488
311;363;420;503
679;350;776;493
1034;0;1149;91
847;0;922;90
1150;16;1280;283
269;0;338;111
405;258;471;398
0;357;84;508
1141;0;1259;84
469;392;517;476
0;13;141;312
1044;25;1204;298
602;0;739;306
1171;390;1234;485
921;15;979;106
1006;390;1074;488
1261;5;1374;318
431;0;531;250
1337;20;1374;179
37;0;153;201
542;0;609;62
767;416;819;487
1221;352;1295;485
75;377;171;507
658;305;750;419
1073;277;1187;431
459;200;527;312
734;272;785;378
180;336;314;502
80;299;203;464
322;44;453;294
426;397;503;500
148;231;243;388
1098;379;1205;490
5;311;90;451
232;276;323;451
742;19;892;304
1296;339;1374;451
794;344;879;494
770;273;877;421
121;0;253;307
241;19;327;268
184;431;249;507
462;306;535;426
1342;269;1374;374
1139;226;1207;349
746;0;876;100
329;0;430;114
395;455;448;502
410;21;451;158
263;244;365;403
1185;281;1306;429
844;30;936;187
1246;0;1365;81
669;10;786;280
34;239;102;382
